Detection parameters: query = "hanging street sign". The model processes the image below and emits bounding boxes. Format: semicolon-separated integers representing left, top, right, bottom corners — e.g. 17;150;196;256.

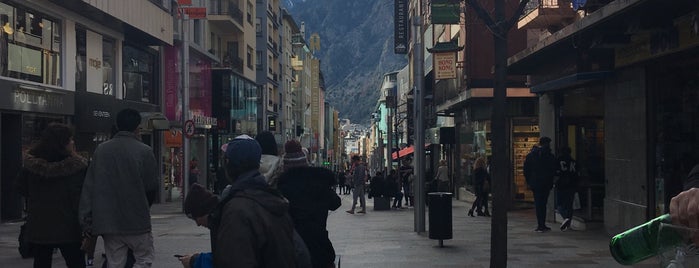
184;120;195;138
435;52;456;80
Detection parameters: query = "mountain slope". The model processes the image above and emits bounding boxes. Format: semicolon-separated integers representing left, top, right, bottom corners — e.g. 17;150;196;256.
287;0;407;124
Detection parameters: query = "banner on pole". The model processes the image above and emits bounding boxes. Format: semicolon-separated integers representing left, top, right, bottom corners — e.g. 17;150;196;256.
394;0;408;54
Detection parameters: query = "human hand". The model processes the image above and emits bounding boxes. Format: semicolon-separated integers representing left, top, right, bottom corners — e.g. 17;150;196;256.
178;253;197;267
670;188;699;229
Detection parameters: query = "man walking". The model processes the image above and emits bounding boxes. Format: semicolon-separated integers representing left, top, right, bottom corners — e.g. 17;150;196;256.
347;155;368;214
556;147;578;231
523;137;558;232
79;108;159;267
212;135;296;267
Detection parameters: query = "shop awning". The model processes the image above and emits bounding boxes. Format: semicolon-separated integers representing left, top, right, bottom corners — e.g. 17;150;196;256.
392;143;431;160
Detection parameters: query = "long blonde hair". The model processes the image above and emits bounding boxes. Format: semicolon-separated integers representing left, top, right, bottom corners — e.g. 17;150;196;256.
474;157;486;170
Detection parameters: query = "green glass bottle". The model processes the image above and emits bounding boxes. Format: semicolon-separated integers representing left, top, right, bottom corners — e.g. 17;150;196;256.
609;214;685;265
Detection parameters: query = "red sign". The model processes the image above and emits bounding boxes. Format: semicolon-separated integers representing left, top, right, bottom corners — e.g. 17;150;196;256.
181;7;207;19
177;0;192;5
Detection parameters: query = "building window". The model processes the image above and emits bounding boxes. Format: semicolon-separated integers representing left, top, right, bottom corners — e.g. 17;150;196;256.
75;26;115;95
247;1;253;25
123;45;157;103
1;2;61;86
255;51;261;69
247;46;253;69
255;18;261;34
193;19;201;45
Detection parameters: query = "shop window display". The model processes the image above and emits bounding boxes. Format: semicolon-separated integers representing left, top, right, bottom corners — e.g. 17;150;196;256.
0;2;61;86
123;45;157;103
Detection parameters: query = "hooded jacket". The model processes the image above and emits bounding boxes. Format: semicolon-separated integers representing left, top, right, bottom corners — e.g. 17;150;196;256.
16;154;87;244
259;154;283;187
523;146;558;190
213;170;296;267
278;166;341;268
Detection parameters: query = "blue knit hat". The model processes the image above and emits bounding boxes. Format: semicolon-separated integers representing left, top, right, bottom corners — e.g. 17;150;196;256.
225;135;262;169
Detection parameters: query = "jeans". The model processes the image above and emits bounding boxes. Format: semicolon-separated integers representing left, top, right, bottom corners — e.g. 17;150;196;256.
351;185;366;211
557;188;575;219
533;188;551;228
32;242;85;268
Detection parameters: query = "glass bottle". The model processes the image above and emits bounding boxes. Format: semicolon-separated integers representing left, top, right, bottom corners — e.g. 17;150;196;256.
609;214;685;265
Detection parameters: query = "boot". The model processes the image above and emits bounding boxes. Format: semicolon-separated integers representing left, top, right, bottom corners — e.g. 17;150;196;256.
476;210;485;216
467;209;475;217
483;210;490;217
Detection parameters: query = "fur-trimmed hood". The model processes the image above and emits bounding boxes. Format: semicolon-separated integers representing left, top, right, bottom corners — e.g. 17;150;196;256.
22;154;88;178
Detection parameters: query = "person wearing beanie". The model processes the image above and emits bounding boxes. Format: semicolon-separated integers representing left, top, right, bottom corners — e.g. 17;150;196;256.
278;140;341;268
255;131;284;188
523;136;558;232
211;135;298;267
178;183;218;268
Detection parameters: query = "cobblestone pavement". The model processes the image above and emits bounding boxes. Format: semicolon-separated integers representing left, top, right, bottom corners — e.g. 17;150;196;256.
0;192;659;268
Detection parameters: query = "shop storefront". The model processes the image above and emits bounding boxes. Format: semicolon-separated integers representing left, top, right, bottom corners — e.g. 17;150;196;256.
0;1;71;221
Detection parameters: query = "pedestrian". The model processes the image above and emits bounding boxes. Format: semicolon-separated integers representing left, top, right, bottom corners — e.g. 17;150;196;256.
523;136;558;233
399;159;414;206
344;169;352;195
278;140;341;268
255;131;283;188
435;159;450;192
388;169;404;209
182;182;312;268
346;155;368;214
79;108;159;267
211;135;297;267
16;123;88;268
189;158;200;186
555;147;578;231
468;157;490;217
337;170;346;195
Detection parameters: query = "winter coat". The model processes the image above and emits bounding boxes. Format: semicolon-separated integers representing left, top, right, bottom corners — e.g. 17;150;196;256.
259;154;283;188
16;154;87;244
213;170;296;268
555;155;578;190
473;167;490;195
79;131;159;235
523;146;558;190
277;166;341;268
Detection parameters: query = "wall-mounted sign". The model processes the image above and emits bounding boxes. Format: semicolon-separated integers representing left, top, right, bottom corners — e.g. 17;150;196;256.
1;82;74;115
177;0;192;5
431;0;461;24
181;7;207;19
434;52;456;79
394;0;408;54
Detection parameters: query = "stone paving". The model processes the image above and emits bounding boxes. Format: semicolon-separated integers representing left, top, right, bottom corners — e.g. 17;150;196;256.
0;192;660;267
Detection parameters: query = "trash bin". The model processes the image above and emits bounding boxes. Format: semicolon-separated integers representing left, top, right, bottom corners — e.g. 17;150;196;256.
428;192;452;247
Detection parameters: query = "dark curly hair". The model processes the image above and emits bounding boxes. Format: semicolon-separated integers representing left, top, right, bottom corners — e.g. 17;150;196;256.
28;123;74;162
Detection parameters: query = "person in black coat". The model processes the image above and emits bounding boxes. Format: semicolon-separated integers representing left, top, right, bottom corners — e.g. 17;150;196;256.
16;123;88;268
469;157;490;217
278;140;341;268
524;137;558;232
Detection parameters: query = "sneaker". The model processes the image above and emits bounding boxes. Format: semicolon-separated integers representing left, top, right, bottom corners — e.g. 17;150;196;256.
560;218;572;231
357;210;366;214
346;210;355;214
535;226;551;233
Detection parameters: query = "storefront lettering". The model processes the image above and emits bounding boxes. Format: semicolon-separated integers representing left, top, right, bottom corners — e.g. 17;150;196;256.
193;115;218;127
92;110;111;118
13;89;64;108
89;58;102;69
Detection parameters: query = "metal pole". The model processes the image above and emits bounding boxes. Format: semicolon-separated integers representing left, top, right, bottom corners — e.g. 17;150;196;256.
387;94;393;175
181;13;191;207
413;0;426;233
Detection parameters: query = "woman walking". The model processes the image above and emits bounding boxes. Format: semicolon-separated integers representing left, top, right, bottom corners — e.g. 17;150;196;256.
16;123;88;268
435;159;450;192
469;157;491;217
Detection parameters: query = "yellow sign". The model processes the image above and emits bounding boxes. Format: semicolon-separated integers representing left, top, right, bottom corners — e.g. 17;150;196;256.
434;52;456;80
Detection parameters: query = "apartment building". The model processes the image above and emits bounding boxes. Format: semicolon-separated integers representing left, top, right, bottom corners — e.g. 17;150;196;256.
255;0;281;135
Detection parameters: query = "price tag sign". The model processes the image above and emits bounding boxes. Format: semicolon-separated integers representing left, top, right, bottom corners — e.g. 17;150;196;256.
184;120;195;138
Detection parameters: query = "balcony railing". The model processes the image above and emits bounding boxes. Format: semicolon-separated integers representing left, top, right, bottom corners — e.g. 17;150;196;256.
216;55;244;73
209;0;244;25
518;0;575;30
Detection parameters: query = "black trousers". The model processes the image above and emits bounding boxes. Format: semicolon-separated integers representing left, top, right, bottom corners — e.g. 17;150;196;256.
533;188;551;228
32;242;85;268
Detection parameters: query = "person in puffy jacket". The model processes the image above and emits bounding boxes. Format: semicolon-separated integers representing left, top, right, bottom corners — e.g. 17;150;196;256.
255;131;284;188
16;123;88;268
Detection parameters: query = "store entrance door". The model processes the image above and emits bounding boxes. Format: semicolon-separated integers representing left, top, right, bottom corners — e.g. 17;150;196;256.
560;118;605;222
1;114;22;221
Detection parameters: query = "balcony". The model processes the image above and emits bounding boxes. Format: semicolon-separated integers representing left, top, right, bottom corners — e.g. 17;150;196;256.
215;55;244;74
208;0;244;33
517;0;576;31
